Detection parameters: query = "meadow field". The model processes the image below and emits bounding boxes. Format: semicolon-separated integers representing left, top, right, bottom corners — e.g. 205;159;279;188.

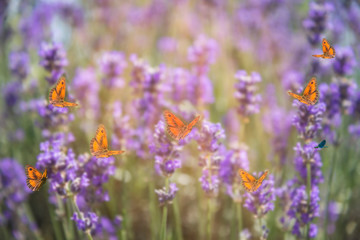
1;0;360;239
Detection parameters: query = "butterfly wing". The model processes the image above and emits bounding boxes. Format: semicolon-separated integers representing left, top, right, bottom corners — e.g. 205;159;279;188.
288;91;309;105
25;165;46;191
187;116;200;130
252;170;269;192
303;77;318;105
302;77;317;97
108;150;125;156
322;38;335;58
238;169;257;192
62;101;78;107
163;110;186;140
90;124;108;156
312;54;324;58
322;38;330;54
179;115;200;140
319;140;326;148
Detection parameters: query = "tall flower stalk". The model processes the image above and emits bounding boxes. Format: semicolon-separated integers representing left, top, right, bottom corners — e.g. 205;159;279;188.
150;120;182;240
286;101;325;239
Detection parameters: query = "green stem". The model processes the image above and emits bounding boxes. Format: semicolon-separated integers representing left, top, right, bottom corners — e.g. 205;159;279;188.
323;146;337;240
173;197;183;240
56;195;71;240
207;199;213;240
236;202;243;237
160;178;170;240
149;180;158;240
306;162;311;240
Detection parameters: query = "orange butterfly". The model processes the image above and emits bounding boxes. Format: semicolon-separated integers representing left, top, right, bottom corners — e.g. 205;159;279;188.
49;74;78;107
90;124;125;158
238;169;269;192
287;77;319;105
163;110;200;140
312;38;335;59
25;165;48;191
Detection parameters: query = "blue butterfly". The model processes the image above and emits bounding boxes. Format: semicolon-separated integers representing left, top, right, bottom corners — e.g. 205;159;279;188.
315;140;328;149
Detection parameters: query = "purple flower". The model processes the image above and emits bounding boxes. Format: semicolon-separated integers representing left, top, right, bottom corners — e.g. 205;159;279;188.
199;170;220;196
186;35;218;105
20;3;55;45
234;70;262;119
303;2;333;46
187;35;218;75
263;89;293;164
240;229;252;240
187;74;214;106
319;83;342;142
155;183;179;206
325;201;340;234
72;211;99;233
55;2;84;27
39;42;68;85
97;51;127;88
0;158;37;237
2;81;22;109
294;142;324;186
9;51;30;80
287;185;320;238
72;68;100;123
99;216;122;239
219;146;249;186
196;120;226;196
158;37;178;53
111;101;132;150
333;47;357;76
196;120;225;153
349;123;360;138
243;173;276;218
292;101;326;141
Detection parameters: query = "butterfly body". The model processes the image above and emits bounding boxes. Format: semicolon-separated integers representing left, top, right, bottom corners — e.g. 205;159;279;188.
49;74;78;107
163;110;200;140
90;124;124;158
312;38;335;59
238;169;269;192
25;165;48;191
315;139;328;149
288;77;319;105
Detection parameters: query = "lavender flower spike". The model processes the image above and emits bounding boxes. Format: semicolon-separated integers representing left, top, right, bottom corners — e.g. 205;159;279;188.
234;70;262;120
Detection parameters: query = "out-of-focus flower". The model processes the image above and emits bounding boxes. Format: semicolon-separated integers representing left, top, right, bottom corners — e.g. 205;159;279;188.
0;158;36;238
219;146;249;187
155;183;179;206
303;2;333;46
263;86;293;164
333;47;357;76
196;120;226;197
158;37;178;53
98;51;127;88
187;35;218;75
2;81;22;110
319;83;341;142
234;70;262;119
186;35;218;105
9;51;30;80
39;42;68;85
72;68;100;123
